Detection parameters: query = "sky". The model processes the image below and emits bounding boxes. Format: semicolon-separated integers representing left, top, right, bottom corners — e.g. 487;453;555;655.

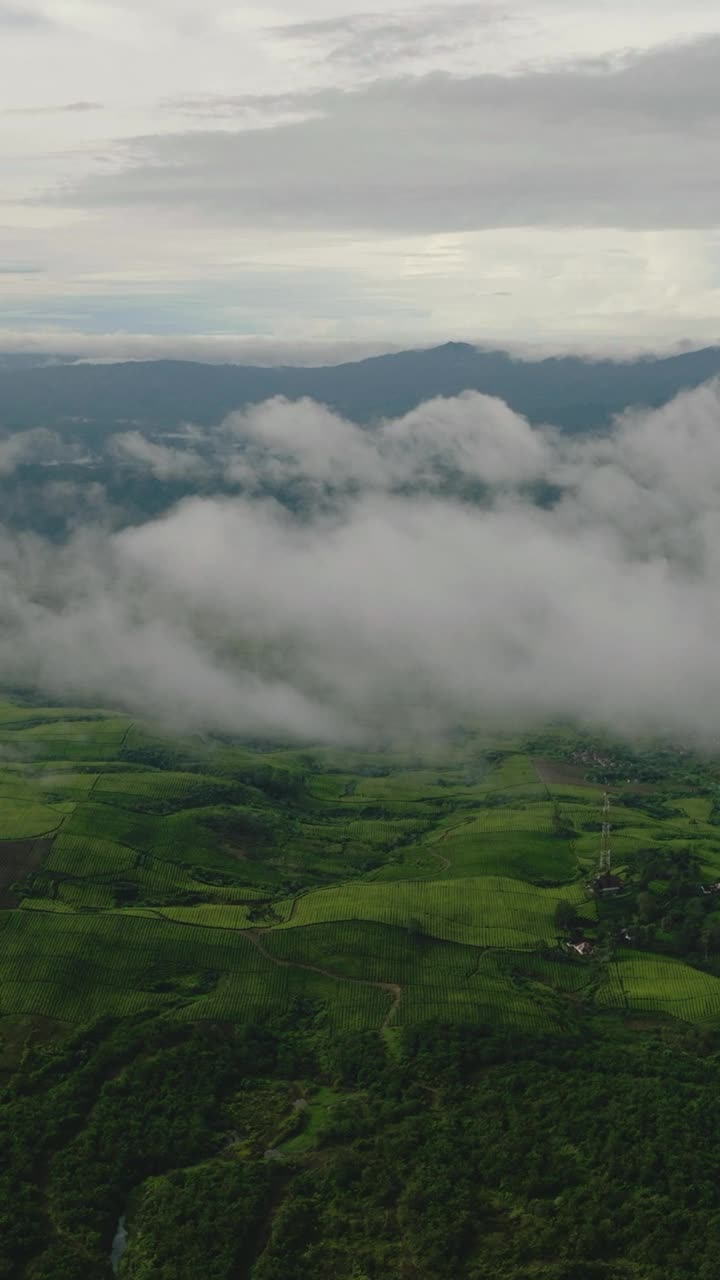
2;0;720;356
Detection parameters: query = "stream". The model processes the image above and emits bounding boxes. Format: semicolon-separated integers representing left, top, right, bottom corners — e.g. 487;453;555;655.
111;1216;128;1274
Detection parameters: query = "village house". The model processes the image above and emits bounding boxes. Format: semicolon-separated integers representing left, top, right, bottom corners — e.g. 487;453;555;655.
593;872;624;895
567;939;594;957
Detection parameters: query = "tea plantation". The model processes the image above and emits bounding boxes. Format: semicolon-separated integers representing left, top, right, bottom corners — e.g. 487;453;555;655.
3;697;720;1037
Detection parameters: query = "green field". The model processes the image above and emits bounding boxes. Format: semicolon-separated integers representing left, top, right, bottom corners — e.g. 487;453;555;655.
3;697;720;1033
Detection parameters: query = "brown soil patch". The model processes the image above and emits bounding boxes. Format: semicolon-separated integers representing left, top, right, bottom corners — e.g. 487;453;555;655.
0;837;53;907
533;757;602;787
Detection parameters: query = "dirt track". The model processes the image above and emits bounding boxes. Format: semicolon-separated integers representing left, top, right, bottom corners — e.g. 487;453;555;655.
242;928;403;1029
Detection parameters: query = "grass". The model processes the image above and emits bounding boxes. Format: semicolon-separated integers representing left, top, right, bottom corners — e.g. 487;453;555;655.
278;1087;348;1154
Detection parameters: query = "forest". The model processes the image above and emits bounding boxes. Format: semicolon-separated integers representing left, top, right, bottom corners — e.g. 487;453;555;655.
2;1010;720;1279
4;703;720;1275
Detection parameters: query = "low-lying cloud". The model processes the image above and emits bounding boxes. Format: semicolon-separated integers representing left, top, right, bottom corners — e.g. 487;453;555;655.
2;381;720;742
112;430;210;481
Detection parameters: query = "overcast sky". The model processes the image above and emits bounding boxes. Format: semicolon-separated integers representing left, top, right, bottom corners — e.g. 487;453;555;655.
3;0;720;354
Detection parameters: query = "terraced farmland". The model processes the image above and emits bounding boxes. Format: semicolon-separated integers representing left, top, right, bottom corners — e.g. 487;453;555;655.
3;697;720;1032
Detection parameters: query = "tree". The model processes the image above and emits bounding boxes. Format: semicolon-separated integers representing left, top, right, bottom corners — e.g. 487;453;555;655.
701;919;720;961
554;901;577;932
636;891;659;924
551;801;574;838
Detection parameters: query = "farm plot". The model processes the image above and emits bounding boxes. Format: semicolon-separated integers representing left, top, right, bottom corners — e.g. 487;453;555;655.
171;965;391;1030
0;906;391;1029
155;900;292;929
476;754;542;791
363;847;454;882
510;954;595;994
304;775;356;802
41;833;279;907
350;770;465;805
0;907;287;1023
394;952;561;1032
260;920;482;986
60;802;166;851
55;881;117;909
0;715;132;763
434;827;578;882
0;771;52;803
676;796;715;823
92;770;243;812
57;801;244;870
276;876;588;948
540;783;607;803
343;818;429;846
0;797;69;840
44;835;137;879
598;951;720;1023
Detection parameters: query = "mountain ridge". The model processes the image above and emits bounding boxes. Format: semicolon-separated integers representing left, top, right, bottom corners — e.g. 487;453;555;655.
2;340;720;432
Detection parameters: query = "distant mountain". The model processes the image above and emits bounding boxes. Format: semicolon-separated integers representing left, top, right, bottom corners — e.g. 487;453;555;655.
2;341;720;433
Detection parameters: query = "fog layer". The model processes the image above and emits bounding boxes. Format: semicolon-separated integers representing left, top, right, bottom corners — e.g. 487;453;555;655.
2;382;720;741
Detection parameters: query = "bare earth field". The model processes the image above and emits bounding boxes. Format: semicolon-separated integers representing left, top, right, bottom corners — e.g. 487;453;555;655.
0;837;53;908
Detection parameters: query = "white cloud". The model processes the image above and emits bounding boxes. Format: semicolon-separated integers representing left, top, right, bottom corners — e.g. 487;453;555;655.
52;41;720;235
111;430;210;480
3;383;720;741
0;428;58;474
225;391;550;491
2;2;720;343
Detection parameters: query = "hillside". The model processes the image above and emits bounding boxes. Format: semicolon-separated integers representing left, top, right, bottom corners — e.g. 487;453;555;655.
2;341;720;432
3;703;720;1033
5;702;720;1277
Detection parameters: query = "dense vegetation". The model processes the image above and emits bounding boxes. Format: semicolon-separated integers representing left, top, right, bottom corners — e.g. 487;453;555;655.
4;698;720;1274
2;1011;720;1279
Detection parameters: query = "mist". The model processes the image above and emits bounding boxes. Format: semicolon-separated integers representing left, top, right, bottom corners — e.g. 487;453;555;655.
2;380;720;743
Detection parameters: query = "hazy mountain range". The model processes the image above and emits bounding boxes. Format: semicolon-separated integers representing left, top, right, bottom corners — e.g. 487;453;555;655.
3;341;720;433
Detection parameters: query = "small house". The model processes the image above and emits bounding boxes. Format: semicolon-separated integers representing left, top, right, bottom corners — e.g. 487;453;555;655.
593;872;624;895
567;939;594;957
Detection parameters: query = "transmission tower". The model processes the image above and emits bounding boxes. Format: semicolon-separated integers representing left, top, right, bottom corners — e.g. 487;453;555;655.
599;791;612;873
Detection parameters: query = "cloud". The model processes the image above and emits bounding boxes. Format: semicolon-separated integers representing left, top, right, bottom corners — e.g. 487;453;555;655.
269;3;509;74
0;329;708;366
111;430;210;481
0;429;58;475
48;36;720;233
3;101;103;115
3;382;720;741
0;5;54;28
224;392;550;492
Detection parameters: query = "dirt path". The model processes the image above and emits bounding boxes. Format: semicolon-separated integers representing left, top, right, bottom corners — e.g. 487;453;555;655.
242;928;402;1030
429;850;451;873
